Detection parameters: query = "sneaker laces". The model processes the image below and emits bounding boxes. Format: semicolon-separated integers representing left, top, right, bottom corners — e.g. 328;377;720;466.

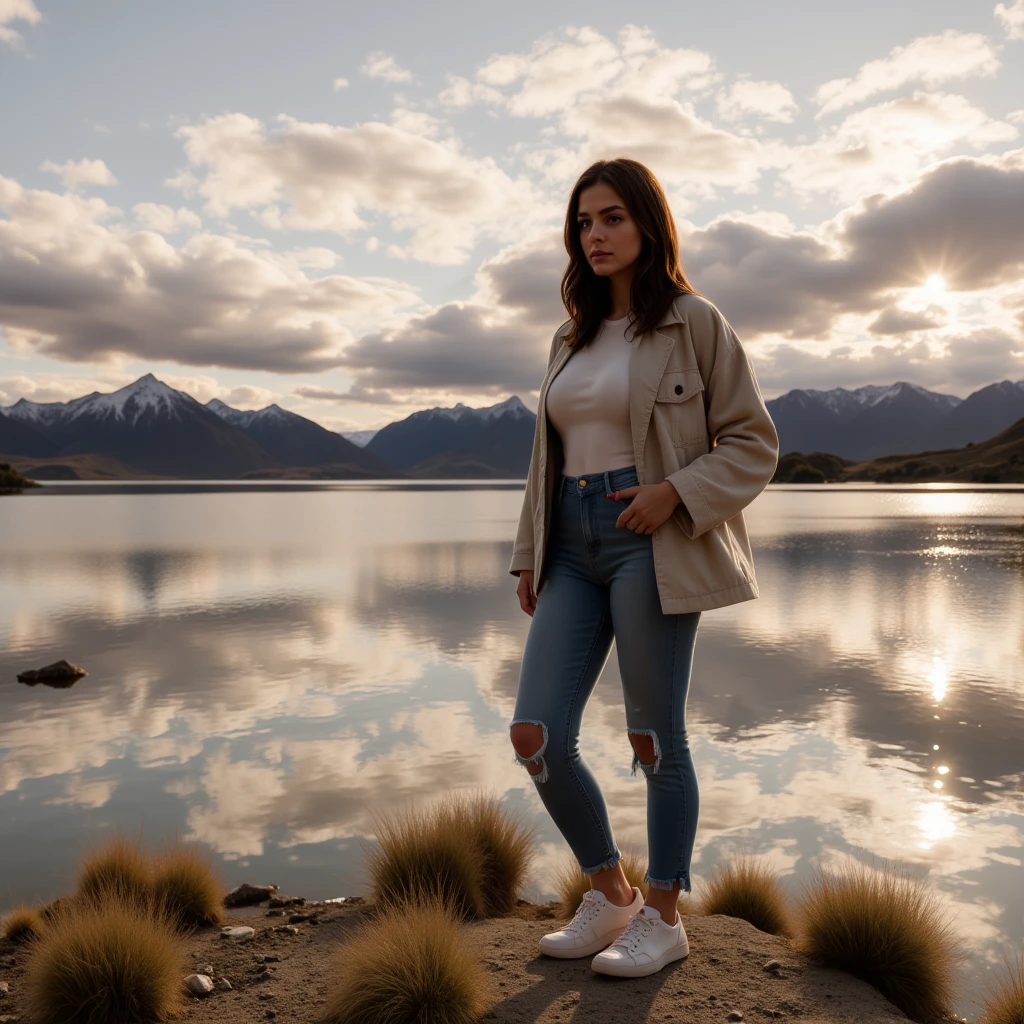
565;890;601;935
613;912;655;953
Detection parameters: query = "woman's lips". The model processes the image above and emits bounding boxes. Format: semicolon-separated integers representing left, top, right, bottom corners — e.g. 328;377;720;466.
591;253;611;260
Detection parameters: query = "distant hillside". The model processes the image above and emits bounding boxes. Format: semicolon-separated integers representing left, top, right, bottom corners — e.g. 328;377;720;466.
774;415;1024;484
206;399;393;474
766;380;1024;460
367;396;535;475
0;452;155;480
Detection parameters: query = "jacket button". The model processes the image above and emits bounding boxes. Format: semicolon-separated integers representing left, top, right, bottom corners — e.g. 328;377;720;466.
674;384;684;395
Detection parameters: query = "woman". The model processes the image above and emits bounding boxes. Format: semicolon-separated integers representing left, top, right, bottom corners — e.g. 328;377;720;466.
507;158;778;978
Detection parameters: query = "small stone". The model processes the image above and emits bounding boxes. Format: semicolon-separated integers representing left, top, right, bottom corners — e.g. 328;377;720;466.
0;982;8;997
220;926;255;942
265;909;284;917
261;955;282;963
267;895;305;908
254;964;270;975
763;959;782;973
288;912;311;924
727;1014;744;1022
266;1011;277;1020
224;883;278;908
708;955;722;964
258;992;275;1001
184;974;214;997
214;978;233;992
274;925;299;935
197;964;214;977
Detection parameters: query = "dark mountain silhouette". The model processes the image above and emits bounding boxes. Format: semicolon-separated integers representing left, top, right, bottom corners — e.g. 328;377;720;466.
765;380;1024;460
4;375;280;478
367;396;535;475
0;408;57;457
205;398;394;474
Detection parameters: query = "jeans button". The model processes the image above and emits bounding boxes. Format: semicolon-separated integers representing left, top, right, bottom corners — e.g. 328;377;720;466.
578;478;587;487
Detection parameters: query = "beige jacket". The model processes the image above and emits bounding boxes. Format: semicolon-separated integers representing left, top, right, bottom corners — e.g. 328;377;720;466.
508;293;779;614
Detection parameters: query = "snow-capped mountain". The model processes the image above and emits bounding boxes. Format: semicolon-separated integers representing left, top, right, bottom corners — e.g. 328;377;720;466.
4;374;279;477
764;380;1024;460
205;398;394;473
366;395;536;475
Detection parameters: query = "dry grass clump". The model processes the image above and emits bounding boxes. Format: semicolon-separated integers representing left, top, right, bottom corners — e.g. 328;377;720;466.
796;859;960;1022
324;897;492;1024
75;833;153;908
150;842;224;931
979;953;1024;1024
701;857;792;937
554;850;650;918
23;896;183;1024
3;905;45;944
461;793;534;917
368;792;534;921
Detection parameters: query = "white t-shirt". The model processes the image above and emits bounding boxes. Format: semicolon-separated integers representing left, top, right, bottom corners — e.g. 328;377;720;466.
546;315;636;477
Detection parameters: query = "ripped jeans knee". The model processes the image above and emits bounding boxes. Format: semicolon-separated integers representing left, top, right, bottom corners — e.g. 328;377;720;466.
628;728;662;776
510;719;550;783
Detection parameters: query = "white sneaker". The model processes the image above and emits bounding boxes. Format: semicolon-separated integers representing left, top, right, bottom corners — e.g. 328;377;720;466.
590;905;689;977
538;886;644;959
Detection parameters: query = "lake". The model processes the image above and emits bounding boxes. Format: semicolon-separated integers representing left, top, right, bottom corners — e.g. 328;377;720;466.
1;481;1022;1015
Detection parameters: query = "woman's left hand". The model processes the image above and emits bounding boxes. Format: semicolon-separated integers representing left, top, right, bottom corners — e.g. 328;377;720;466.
608;481;681;535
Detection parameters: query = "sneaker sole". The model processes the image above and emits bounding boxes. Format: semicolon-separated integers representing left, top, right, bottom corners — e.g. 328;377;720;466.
590;939;690;977
539;923;637;959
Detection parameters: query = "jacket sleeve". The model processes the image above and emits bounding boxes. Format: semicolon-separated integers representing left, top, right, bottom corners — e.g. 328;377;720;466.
509;326;567;577
665;300;778;539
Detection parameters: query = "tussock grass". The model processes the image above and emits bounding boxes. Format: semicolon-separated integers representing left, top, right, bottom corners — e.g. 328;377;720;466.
979;953;1024;1024
368;792;534;920
461;793;534;917
151;841;224;931
554;850;650;919
700;857;792;937
23;897;183;1024
75;833;153;908
3;905;45;944
324;897;492;1024
796;859;960;1022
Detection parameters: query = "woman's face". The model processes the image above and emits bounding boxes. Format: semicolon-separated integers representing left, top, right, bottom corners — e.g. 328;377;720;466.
576;182;642;280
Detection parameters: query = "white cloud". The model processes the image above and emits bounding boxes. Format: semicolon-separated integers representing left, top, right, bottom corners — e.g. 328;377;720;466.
39;157;117;190
814;30;1001;115
716;79;798;123
0;175;421;372
0;0;40;48
995;0;1024;39
780;92;1018;202
132;202;202;233
332;76;350;91
361;50;412;83
166;112;546;264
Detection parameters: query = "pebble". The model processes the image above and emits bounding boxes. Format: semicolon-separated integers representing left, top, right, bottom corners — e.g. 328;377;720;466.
763;959;782;974
261;955;282;963
265;909;285;917
288;912;312;924
0;982;8;997
267;895;305;908
224;884;278;908
274;925;299;935
197;964;214;977
220;926;255;942
266;1011;277;1020
214;978;233;992
258;992;275;1001
184;974;214;997
727;1014;744;1022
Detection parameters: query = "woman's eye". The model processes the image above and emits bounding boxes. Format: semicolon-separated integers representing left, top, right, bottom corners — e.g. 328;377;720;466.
607;216;621;224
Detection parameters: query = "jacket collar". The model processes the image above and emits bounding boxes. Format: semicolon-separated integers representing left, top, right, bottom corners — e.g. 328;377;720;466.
555;296;686;339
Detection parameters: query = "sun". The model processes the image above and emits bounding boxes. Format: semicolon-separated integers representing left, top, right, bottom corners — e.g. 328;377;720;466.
923;273;947;298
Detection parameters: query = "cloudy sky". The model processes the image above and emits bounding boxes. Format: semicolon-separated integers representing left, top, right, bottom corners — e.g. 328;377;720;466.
1;0;1023;431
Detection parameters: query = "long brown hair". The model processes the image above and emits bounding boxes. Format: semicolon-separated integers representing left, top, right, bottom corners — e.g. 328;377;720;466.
560;158;699;348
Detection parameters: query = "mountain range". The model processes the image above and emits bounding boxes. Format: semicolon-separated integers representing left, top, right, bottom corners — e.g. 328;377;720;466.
5;373;1024;479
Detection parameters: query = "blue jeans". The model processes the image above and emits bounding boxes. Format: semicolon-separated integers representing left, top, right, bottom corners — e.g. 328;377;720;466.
510;464;701;892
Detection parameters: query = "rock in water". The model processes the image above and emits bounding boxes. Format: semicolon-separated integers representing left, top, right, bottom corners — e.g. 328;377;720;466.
220;926;255;942
16;659;87;686
185;974;214;997
224;883;278;907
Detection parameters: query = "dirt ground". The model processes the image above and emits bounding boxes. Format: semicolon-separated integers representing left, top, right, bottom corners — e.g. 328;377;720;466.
0;899;927;1023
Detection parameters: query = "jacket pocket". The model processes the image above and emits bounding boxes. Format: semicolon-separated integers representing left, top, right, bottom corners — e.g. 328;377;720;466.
655;368;706;445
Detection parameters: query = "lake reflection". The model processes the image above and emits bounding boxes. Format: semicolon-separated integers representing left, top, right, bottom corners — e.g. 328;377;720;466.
1;482;1022;1015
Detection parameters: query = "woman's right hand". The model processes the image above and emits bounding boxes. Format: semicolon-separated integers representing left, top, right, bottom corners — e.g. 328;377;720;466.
516;570;537;617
